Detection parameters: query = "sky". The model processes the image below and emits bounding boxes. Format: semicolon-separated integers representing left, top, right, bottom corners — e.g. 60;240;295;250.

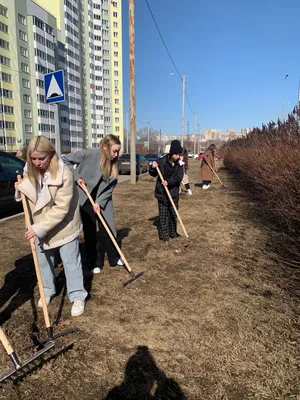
122;0;300;136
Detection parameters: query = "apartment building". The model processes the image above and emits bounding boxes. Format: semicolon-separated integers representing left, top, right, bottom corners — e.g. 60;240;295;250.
0;0;60;152
35;0;124;151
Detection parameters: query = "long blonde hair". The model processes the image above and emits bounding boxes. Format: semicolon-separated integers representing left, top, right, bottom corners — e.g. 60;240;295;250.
26;135;58;185
100;134;121;179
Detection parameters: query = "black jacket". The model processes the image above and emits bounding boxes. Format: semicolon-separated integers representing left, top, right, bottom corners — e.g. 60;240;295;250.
149;155;184;203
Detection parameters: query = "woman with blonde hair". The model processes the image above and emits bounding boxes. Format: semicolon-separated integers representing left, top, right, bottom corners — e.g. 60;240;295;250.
15;135;87;317
62;134;123;274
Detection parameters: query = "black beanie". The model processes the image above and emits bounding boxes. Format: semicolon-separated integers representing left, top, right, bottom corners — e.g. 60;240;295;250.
169;140;182;155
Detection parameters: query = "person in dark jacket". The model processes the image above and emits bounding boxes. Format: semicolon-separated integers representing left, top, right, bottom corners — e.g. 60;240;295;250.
149;140;184;242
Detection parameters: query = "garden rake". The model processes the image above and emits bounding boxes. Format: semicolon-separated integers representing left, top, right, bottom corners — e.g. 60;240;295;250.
0;326;54;383
17;176;79;348
205;162;226;189
79;182;144;287
155;166;189;246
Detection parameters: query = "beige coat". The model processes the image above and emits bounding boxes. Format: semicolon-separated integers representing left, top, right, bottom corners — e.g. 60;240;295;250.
200;150;216;182
16;159;82;250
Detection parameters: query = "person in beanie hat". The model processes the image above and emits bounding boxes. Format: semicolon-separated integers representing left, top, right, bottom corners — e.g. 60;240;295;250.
149;140;184;242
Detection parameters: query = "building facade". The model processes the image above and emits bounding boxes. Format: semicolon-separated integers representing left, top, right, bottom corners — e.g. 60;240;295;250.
0;0;123;153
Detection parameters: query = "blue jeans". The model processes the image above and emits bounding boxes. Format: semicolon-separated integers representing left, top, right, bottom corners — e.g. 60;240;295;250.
36;238;87;302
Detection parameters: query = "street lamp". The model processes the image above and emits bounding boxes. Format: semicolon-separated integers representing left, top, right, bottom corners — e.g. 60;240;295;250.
170;73;185;146
282;74;289;121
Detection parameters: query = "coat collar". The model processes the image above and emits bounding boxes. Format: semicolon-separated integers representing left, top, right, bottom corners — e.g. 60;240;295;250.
21;159;65;214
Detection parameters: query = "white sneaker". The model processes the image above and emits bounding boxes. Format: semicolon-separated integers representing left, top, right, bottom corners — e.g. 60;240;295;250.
187;189;192;195
202;185;209;190
92;267;101;274
117;257;124;266
38;297;51;308
71;299;85;317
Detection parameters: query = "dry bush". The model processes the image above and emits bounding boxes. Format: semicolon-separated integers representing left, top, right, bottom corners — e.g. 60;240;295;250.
223;110;300;238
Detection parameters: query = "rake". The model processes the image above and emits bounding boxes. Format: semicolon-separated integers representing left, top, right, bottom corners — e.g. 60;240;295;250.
156;166;189;245
79;182;144;287
0;326;54;383
17;176;79;348
205;162;226;188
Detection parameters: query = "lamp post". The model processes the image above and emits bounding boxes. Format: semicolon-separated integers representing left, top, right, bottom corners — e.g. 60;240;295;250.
170;73;185;146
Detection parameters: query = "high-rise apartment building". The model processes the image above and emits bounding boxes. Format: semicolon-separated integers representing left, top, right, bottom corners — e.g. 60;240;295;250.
0;0;59;151
0;0;123;153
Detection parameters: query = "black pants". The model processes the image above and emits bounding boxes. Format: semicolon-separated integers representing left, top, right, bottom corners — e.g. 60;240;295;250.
80;201;119;270
158;201;178;240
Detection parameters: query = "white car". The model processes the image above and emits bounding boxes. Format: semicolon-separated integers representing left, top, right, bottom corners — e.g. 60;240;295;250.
188;153;194;158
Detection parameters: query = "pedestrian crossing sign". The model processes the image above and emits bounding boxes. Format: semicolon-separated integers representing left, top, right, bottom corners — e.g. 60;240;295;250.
44;70;65;104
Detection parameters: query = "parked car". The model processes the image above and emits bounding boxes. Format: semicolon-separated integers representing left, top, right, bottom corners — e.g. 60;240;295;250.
0;151;25;212
144;152;160;166
188;152;194;158
118;153;149;175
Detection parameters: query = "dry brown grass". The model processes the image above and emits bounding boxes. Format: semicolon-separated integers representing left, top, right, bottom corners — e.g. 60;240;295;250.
0;161;299;399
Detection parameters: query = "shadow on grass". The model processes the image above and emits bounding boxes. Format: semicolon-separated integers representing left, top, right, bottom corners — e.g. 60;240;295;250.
105;345;187;400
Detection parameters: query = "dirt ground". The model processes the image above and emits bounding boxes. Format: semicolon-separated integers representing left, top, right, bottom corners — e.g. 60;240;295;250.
0;161;299;400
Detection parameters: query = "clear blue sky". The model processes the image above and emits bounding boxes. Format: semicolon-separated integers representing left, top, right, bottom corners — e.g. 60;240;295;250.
122;0;300;135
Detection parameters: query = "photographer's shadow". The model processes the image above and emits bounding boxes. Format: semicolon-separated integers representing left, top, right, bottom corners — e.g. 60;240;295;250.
0;254;37;324
105;345;187;400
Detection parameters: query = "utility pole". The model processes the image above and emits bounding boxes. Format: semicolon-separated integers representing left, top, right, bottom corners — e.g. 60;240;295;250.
147;121;150;150
126;108;129;152
129;0;136;184
282;74;289;121
181;75;186;147
193;112;197;154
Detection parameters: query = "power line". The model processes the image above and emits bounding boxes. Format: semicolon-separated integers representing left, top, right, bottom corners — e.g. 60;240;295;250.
144;0;195;115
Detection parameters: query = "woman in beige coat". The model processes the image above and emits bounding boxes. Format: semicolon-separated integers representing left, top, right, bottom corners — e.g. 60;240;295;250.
15;135;87;317
200;144;216;189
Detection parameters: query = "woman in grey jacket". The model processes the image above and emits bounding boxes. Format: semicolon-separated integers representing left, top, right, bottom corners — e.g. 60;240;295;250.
62;134;123;274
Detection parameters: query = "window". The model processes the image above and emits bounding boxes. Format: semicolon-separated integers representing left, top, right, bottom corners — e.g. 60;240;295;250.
0;72;12;83
113;42;118;48
103;68;110;75
19;30;27;42
21;62;29;73
0;22;8;33
36;79;44;88
102;9;109;16
0;105;14;114
0;88;13;98
112;2;118;7
113;32;118;38
0;121;15;130
114;71;119;76
113;12;118;17
33;16;43;30
22;78;30;88
115;126;120;132
103;50;109;56
113;22;118;28
0;5;7;17
114;89;119;95
0;55;10;66
20;46;28;57
114;51;118;57
0;38;9;50
104;88;110;94
115;99;119;104
103;40;109;46
114;61;118;67
25;124;32;133
103;79;110;85
104;117;111;122
114;80;119;86
115;108;119;113
24;109;32;118
18;14;26;25
23;94;31;103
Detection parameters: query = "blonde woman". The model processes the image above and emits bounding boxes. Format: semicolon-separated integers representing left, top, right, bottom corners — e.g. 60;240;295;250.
62;134;123;274
15;135;87;317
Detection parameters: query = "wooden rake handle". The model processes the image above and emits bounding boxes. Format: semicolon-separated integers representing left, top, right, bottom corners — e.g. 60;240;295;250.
156;167;188;238
78;182;133;274
0;327;14;355
206;163;225;187
17;176;51;328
